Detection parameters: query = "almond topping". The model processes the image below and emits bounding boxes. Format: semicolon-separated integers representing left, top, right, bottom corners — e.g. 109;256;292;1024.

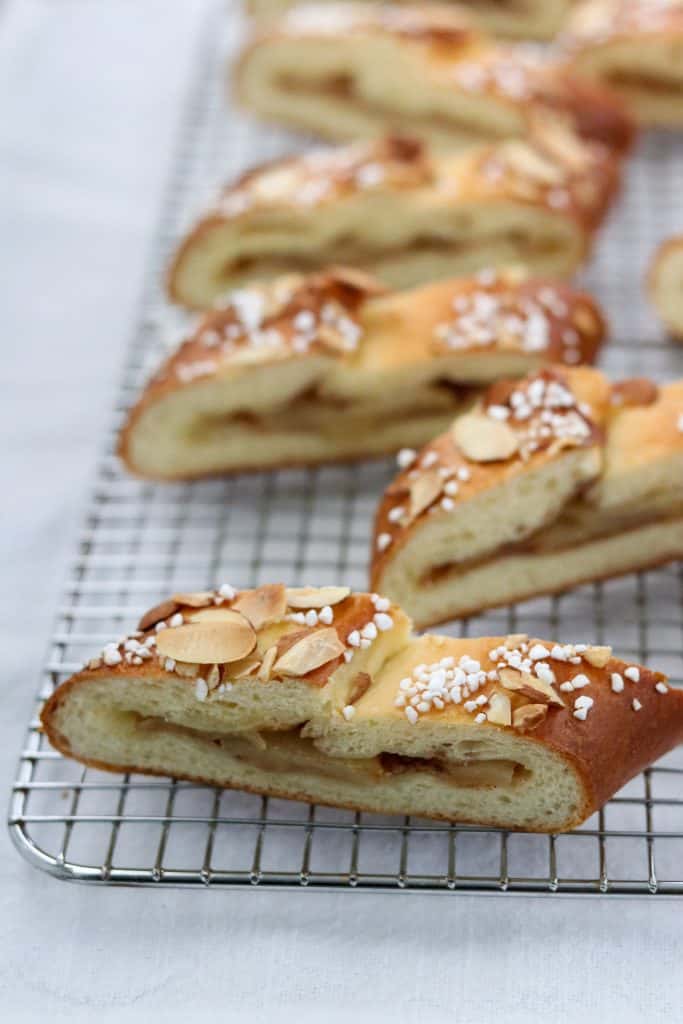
521;672;565;707
138;599;179;632
531;117;591;173
206;664;221;691
285;586;350;609
171;591;215;608
258;645;278;682
501;141;565;186
229;655;262;679
452;413;519;462
409;468;443;518
233;583;287;629
155;614;256;664
273;627;345;677
504;633;528;649
498;667;563;706
512;703;547;731
582;645;612;668
348;672;372;705
486;691;512;727
188;606;248;624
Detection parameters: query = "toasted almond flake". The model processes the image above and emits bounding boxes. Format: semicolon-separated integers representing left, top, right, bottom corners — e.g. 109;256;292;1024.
516;671;565;707
452;413;519;462
512;703;547;731
171;591;215;608
273;627;345;676
138;599;179;632
409;468;443;519
501;141;565;185
206;664;221;691
285;586;350;609
504;633;528;649
155;615;256;664
229;655;262;678
531;117;591;172
258;645;278;682
233;583;287;629
583;645;612;668
486;691;512;726
348;672;372;705
187;606;249;623
572;305;600;335
498;668;525;691
316;324;349;353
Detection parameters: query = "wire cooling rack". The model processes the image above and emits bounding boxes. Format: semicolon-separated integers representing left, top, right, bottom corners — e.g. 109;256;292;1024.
8;1;683;894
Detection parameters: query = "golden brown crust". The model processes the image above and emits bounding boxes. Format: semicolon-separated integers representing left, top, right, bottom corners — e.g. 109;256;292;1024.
120;268;606;480
235;3;634;154
166;134;620;311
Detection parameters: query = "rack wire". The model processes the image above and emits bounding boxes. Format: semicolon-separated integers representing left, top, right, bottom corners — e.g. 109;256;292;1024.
8;0;683;894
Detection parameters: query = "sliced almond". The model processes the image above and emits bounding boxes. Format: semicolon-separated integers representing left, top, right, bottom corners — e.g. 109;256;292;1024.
583;645;612;668
501;141;565;186
452;413;519;462
188;606;247;624
155;615;256;665
499;668;525;691
486;691;512;726
206;664;221;691
273;627;345;677
286;586;350;609
258;645;278;682
409;468;443;518
504;633;528;649
171;591;215;608
315;324;349;354
138;599;179;632
233;583;287;629
228;655;261;679
499;668;564;707
572;304;600;336
531;116;591;173
512;703;547;731
348;672;372;705
519;672;565;707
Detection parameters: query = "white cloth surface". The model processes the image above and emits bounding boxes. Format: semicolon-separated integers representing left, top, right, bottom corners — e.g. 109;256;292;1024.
0;2;681;1021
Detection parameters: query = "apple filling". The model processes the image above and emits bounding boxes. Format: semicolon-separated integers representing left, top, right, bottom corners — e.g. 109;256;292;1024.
134;715;528;789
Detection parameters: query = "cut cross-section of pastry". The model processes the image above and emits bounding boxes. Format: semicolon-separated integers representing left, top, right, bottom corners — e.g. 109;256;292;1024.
120;267;605;479
648;234;683;341
41;585;682;832
167;134;620;310
371;369;683;625
236;3;634;153
246;0;573;42
563;0;683;125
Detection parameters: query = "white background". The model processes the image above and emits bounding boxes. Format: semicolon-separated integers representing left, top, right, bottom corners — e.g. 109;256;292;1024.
1;2;682;1021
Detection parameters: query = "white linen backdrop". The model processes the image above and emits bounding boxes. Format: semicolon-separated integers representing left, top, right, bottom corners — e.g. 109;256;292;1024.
0;2;680;1021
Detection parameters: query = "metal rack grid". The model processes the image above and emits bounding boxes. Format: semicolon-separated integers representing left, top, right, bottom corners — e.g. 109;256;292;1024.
8;0;683;895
